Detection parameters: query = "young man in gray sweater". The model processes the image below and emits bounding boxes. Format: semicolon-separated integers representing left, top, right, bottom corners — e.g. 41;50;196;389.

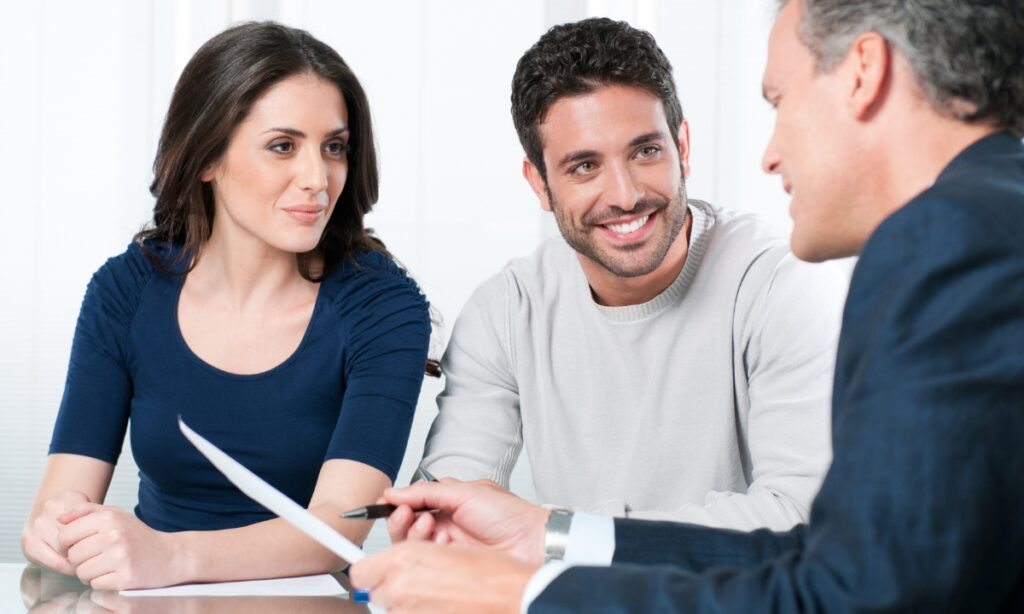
416;18;847;530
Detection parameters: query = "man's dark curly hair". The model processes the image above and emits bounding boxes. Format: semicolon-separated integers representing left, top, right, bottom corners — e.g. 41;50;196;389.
511;18;684;181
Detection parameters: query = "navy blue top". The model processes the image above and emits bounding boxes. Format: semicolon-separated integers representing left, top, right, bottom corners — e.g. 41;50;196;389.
49;243;431;533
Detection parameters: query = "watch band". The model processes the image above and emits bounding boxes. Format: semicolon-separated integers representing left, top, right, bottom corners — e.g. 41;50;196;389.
543;506;574;562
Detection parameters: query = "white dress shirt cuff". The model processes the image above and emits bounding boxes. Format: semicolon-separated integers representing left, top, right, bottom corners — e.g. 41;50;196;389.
564;511;615;565
520;512;615;612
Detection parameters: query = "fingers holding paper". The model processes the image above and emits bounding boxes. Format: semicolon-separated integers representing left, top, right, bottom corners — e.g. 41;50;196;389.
57;503;185;590
350;541;535;614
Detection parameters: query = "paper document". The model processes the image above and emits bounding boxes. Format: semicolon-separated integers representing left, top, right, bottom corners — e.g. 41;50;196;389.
120;573;344;597
177;417;366;564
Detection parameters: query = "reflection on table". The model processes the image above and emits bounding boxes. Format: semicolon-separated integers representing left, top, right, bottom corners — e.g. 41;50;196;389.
17;563;374;614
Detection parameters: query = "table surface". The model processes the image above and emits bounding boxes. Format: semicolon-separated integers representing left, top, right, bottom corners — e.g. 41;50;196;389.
2;562;382;613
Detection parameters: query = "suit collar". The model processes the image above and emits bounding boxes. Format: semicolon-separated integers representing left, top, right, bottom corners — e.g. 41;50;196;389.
939;131;1024;180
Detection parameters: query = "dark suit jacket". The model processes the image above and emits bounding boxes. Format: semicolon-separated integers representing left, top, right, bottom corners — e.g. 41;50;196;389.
533;133;1024;612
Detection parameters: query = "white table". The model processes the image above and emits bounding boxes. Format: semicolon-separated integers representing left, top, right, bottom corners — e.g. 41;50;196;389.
3;562;379;612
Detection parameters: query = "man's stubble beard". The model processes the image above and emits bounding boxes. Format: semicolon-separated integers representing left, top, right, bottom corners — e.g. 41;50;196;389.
548;181;688;278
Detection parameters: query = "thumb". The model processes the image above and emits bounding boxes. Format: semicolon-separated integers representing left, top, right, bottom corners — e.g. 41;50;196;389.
349;551;390;590
57;502;102;525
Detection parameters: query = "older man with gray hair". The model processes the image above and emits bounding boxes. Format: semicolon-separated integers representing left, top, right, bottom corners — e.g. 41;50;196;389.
350;0;1024;611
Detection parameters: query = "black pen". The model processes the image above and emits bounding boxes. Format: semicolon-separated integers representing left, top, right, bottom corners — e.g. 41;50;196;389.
341;503;441;519
339;466;440;520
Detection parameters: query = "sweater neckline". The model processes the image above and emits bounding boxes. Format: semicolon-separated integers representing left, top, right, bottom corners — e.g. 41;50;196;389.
589;199;717;323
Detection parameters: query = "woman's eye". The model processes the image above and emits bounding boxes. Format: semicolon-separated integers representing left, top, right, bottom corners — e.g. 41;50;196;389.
325;141;350;156
269;140;293;154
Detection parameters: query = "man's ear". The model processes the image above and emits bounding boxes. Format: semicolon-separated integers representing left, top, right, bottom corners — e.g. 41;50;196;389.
676;119;691;179
846;31;890;120
522;157;553;212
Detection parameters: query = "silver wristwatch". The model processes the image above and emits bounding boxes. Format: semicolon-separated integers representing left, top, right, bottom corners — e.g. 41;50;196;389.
543;506;574;562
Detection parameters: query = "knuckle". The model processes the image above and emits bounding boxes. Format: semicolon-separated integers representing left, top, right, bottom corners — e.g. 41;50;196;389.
393;547;412;568
389;581;410;599
394;543;422;567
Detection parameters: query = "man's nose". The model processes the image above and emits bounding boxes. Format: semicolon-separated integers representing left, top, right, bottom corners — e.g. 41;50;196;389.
603;163;644;210
762;134;781;175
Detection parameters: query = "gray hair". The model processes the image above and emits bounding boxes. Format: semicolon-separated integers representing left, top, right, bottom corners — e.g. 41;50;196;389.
778;0;1024;138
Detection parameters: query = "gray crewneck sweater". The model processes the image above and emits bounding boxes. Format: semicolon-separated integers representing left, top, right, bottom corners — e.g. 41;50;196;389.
422;201;847;530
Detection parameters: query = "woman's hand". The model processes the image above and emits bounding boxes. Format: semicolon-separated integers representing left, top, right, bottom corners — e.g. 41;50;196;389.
21;490;91;575
58;503;188;590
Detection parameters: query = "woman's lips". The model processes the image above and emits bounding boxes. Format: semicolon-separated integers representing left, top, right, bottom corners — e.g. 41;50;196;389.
282;205;325;223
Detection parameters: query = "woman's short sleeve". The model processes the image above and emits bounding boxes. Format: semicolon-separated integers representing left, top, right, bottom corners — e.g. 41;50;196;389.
325;255;432;483
49;244;152;464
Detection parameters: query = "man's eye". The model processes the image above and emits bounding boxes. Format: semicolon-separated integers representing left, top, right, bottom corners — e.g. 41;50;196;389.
571;161;596;175
637;145;660;158
269;140;293;154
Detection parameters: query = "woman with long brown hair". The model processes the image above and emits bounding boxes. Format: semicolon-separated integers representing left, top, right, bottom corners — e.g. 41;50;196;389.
20;21;434;589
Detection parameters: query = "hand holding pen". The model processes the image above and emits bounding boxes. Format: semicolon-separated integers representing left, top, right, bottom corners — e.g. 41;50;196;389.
339;466;440;520
348;477;550;609
341;467;441;604
365;476;550;564
344;471;550;564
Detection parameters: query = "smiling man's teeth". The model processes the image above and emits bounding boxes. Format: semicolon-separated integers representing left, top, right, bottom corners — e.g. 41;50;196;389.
605;215;649;234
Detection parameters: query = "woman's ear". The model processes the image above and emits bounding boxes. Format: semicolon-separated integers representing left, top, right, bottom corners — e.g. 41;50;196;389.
200;161;219;183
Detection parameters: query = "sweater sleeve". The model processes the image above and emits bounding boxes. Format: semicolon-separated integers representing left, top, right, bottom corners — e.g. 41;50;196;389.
420;271;523;486
625;251;845;530
49;244;152;464
325;256;432;484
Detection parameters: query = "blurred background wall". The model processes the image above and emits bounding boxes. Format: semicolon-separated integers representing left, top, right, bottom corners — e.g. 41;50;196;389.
0;0;795;560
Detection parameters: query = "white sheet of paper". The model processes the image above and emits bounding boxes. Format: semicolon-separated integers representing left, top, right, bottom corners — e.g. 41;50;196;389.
177;417;366;564
119;573;344;597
